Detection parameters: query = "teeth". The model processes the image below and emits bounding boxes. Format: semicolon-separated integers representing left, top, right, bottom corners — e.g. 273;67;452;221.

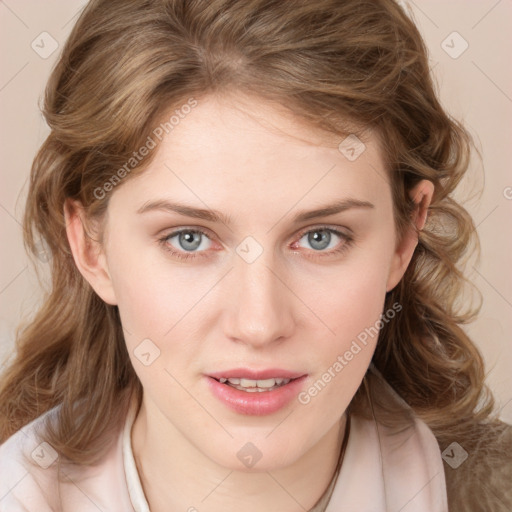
218;377;292;391
240;378;257;387
249;378;275;388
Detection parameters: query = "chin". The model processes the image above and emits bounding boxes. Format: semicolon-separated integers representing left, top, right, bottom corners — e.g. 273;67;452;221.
202;434;304;473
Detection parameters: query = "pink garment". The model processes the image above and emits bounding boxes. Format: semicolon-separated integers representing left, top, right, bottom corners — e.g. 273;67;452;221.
0;389;448;511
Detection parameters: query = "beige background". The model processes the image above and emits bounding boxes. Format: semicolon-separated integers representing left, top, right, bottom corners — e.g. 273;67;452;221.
1;1;511;422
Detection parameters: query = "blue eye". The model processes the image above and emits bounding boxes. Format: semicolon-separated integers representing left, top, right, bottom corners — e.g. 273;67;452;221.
158;226;353;261
290;226;353;259
297;228;345;252
158;229;212;261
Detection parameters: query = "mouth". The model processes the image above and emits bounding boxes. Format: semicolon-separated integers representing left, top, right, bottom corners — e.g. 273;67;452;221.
205;368;308;415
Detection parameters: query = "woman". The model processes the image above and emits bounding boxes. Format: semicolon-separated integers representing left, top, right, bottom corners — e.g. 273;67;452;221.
0;0;510;510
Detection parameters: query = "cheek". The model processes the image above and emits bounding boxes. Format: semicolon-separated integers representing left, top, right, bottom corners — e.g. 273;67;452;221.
105;239;174;351
313;276;386;376
307;250;392;340
300;237;394;379
297;263;392;419
106;240;217;383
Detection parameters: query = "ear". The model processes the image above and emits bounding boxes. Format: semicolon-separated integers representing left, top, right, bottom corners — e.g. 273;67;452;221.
386;179;434;292
63;198;118;305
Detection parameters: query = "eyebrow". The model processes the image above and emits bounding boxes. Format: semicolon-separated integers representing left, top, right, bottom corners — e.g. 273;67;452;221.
136;198;375;225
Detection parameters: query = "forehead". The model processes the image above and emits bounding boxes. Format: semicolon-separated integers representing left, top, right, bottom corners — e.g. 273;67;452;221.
160;92;381;162
109;93;390;215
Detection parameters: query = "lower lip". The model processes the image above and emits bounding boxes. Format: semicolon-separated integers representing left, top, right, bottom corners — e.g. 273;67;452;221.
206;376;308;416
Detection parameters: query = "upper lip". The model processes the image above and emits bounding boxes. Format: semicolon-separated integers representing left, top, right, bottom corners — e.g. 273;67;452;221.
207;368;307;380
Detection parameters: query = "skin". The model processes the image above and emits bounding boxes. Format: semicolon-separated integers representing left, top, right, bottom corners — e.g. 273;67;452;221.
65;92;433;512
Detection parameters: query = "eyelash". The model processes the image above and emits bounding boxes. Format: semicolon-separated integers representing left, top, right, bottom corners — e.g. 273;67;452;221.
157;225;354;262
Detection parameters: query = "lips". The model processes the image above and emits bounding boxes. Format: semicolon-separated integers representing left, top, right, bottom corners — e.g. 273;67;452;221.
205;368;308;415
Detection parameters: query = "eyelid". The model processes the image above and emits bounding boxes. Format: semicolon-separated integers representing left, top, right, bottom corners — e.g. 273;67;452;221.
295;223;353;239
158;225;217;244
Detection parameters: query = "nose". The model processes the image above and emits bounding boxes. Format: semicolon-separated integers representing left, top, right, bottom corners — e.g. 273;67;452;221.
223;252;296;348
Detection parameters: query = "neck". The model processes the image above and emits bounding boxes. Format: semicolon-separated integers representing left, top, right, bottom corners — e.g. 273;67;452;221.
131;397;347;512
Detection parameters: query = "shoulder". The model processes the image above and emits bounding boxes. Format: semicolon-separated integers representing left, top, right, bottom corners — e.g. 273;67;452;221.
0;403;135;512
346;366;449;510
0;407;61;511
327;407;448;511
359;366;449;487
375;412;448;511
443;419;512;512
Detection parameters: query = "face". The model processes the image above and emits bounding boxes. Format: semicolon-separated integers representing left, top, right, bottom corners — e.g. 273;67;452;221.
84;93;410;471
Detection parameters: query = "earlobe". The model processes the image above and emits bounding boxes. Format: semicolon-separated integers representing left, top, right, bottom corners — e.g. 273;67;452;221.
386;179;434;292
63;199;118;305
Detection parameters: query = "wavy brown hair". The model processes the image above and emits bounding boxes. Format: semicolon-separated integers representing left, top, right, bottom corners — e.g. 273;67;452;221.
0;0;502;477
